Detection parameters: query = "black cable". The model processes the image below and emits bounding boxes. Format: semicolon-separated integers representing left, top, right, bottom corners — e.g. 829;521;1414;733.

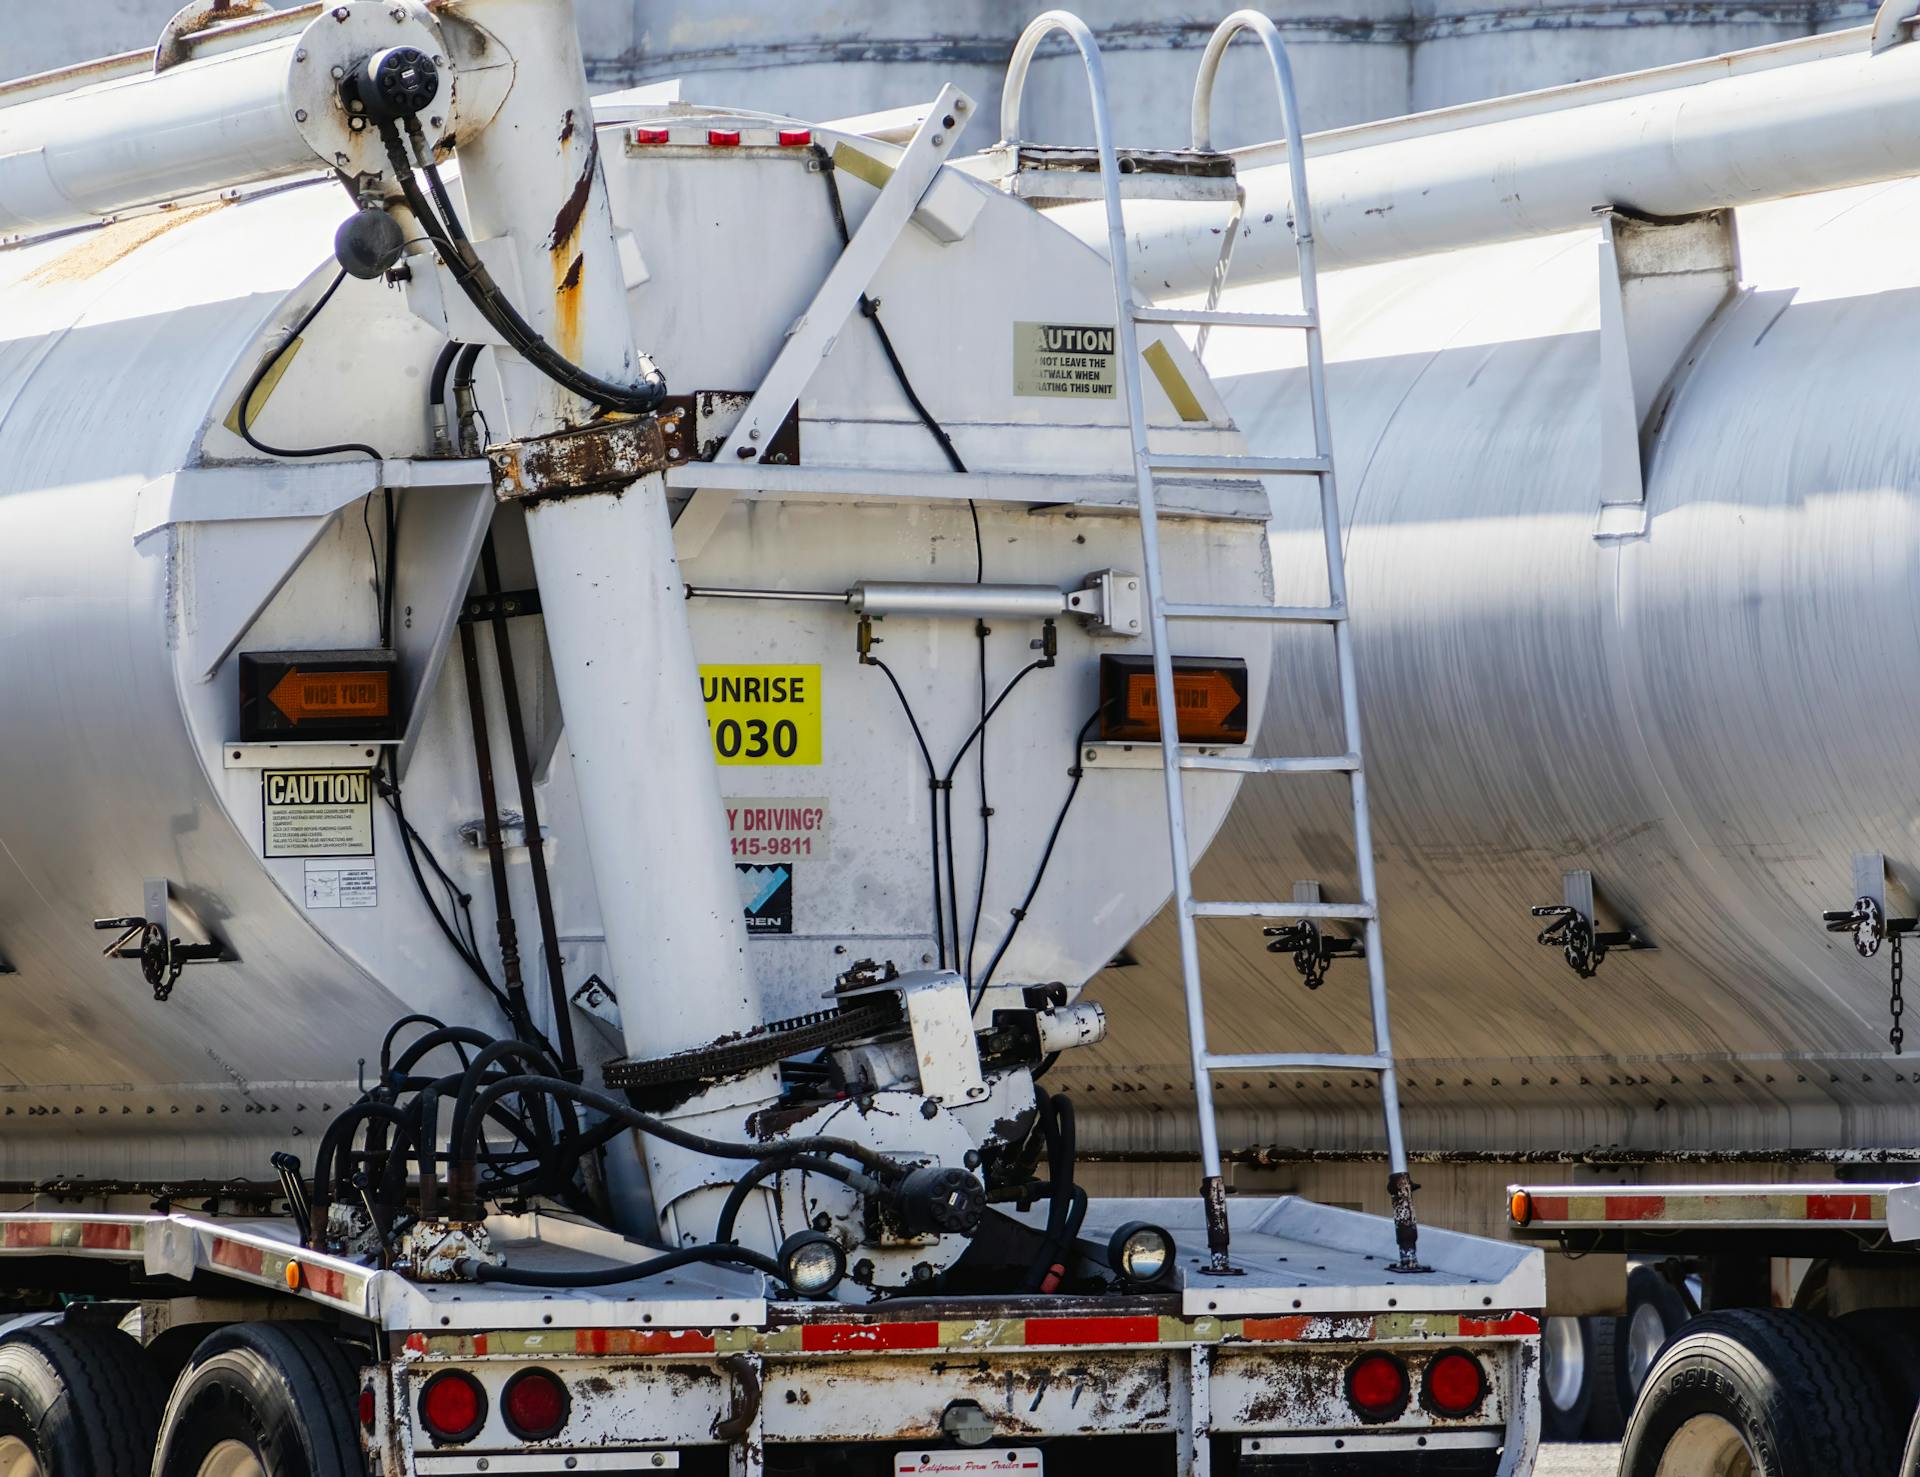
867;655;947;971
470;1241;784;1288
235;268;387;464
976;709;1102;1005
713;1154;861;1246
820;150;1004;982
457;1075;910;1186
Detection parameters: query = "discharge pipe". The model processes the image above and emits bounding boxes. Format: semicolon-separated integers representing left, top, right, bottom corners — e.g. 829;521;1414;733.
1050;20;1920;297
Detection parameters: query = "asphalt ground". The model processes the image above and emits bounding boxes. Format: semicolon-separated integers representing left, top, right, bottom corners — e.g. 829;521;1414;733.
1536;1444;1619;1475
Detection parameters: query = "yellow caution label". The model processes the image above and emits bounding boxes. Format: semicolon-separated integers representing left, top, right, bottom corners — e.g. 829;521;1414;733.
700;665;822;765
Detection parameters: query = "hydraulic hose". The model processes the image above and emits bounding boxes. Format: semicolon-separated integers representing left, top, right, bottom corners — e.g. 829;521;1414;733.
713;1155;865;1246
456;1075;911;1188
379;122;667;416
468;1240;784;1288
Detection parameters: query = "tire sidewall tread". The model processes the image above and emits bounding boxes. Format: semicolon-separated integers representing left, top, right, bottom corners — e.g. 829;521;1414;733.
1621;1308;1897;1477
0;1322;161;1476
154;1321;365;1477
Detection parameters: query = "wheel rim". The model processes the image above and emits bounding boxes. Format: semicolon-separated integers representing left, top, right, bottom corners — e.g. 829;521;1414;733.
1654;1413;1756;1477
1543;1316;1587;1411
196;1441;266;1477
1627;1300;1670;1390
0;1437;43;1477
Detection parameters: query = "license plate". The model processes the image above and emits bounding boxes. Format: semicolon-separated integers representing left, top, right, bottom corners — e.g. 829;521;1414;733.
894;1450;1042;1475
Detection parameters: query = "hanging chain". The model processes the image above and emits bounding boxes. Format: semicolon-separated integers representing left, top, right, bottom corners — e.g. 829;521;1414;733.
1892;932;1906;1057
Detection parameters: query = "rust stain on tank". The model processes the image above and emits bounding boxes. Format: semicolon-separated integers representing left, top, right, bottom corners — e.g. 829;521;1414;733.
559;109;578;144
27;201;227;286
548;137;600;252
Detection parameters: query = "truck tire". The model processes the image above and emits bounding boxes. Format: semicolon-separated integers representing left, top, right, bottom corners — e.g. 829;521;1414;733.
1539;1315;1594;1439
153;1322;366;1477
1585;1315;1629;1440
1619;1309;1896;1477
0;1322;162;1475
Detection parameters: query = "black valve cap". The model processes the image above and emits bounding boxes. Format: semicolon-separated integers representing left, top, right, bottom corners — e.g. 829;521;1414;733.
344;45;441;123
334;208;407;280
894;1166;986;1237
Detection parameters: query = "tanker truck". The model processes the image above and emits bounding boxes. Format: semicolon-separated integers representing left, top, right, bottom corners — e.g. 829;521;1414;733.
992;3;1920;1472
0;2;1546;1474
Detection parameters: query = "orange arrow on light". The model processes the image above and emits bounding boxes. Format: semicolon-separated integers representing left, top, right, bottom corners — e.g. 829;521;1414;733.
268;667;391;726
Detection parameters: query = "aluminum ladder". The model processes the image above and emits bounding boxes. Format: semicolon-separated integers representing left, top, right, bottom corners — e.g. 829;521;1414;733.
1001;9;1423;1275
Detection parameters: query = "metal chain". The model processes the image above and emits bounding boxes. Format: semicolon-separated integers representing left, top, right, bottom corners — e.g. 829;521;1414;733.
1264;922;1329;990
1532;906;1601;979
1892;931;1905;1057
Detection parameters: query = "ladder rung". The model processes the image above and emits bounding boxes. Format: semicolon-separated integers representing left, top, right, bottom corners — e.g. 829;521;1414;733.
1146;454;1329;477
1161;602;1345;624
1189;899;1376;922
1133;306;1316;331
1179;753;1359;775
1203;1052;1390;1074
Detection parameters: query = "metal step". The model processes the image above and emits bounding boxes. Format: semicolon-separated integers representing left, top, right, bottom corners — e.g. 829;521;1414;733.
1133;306;1316;330
1203;1052;1391;1073
1187;899;1377;922
1178;753;1359;775
1145;453;1329;477
1160;601;1345;623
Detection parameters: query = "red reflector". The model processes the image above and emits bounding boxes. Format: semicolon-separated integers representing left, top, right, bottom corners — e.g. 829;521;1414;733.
501;1368;570;1441
1346;1352;1409;1421
358;1387;376;1431
707;128;741;147
418;1370;486;1443
778;129;812;147
1424;1350;1488;1417
633;127;670;145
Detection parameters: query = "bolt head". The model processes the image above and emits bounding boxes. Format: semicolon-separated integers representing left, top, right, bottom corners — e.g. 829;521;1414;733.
331;64;346;79
294;48;308;62
294;109;309;123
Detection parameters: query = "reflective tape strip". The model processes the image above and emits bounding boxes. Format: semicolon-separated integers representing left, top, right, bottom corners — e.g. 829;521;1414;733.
1521;1189;1889;1227
401;1309;1539;1361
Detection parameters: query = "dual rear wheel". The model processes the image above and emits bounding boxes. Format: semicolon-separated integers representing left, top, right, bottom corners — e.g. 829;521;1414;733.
0;1320;364;1477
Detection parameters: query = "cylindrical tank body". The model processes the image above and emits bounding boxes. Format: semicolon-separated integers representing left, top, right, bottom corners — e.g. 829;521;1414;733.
0;1;1881;149
1067;175;1920;1175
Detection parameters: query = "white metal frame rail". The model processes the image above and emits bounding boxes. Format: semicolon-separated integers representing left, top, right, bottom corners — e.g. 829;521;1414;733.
1001;9;1424;1275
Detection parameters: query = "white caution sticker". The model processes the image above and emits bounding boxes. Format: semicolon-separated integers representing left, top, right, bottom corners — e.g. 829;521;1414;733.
263;769;374;858
1014;322;1116;399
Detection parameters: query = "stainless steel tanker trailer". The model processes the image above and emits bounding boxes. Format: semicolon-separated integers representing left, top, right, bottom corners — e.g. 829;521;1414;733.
0;2;1548;1474
1024;4;1920;1471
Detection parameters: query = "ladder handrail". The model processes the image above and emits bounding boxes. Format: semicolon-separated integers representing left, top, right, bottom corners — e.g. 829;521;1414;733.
1192;11;1422;1272
997;11;1238;1270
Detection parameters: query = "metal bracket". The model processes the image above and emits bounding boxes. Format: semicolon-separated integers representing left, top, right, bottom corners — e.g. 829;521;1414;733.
93;880;226;1003
1530;870;1653;979
1593;208;1742;540
1064;569;1144;637
1262;881;1363;990
457;588;542;624
489;416;671;503
1872;0;1920;53
1822;851;1918;957
673;85;975;560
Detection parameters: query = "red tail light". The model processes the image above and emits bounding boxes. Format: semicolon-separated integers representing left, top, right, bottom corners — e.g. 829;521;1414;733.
418;1370;486;1444
778;129;812;147
633;127;670;146
501;1367;570;1441
1423;1350;1488;1417
707;128;741;147
1346;1352;1410;1422
358;1386;376;1431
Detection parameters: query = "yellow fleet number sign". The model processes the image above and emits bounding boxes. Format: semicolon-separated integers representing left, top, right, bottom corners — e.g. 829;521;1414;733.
700;664;822;765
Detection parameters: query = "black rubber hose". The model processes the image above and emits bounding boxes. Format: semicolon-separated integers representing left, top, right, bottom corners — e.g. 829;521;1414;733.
381;122;667;415
448;1039;574;1171
1023;1093;1078;1292
713;1155;862;1246
470;1241;785;1288
381;1015;467;1076
865;655;947;971
457;1075;909;1185
312;1101;419;1230
391;1025;496;1083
